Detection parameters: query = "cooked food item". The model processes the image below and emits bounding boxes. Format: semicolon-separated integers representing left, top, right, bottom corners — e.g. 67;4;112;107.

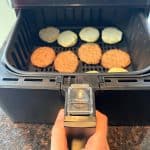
86;70;99;73
102;27;123;44
79;27;100;42
39;27;60;43
101;49;131;69
108;67;128;73
71;139;86;150
57;30;78;47
78;43;102;64
31;47;56;68
54;51;79;73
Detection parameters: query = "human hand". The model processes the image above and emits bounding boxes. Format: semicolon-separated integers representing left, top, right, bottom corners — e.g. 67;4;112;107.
83;111;109;150
51;109;109;150
51;109;67;150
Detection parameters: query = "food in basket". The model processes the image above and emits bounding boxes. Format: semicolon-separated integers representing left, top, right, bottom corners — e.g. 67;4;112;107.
54;51;79;73
57;30;78;47
102;27;123;44
79;27;100;42
71;138;86;150
85;70;99;73
108;67;128;73
31;47;56;68
39;27;60;43
101;49;131;69
78;43;102;64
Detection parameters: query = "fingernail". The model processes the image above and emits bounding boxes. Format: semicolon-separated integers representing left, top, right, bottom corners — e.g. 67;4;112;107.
57;109;64;120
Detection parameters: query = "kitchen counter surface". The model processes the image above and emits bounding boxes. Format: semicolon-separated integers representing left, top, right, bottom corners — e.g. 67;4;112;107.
0;108;150;150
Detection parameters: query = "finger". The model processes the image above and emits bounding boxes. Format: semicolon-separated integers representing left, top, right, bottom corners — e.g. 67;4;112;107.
51;109;68;150
95;111;108;138
81;111;108;137
84;134;108;150
53;109;64;127
106;141;110;150
84;111;108;150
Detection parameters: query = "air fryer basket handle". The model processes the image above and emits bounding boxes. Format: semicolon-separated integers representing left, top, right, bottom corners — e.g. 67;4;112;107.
64;84;96;128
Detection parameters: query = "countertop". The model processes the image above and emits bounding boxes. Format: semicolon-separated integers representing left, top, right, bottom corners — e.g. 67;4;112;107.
0;107;150;150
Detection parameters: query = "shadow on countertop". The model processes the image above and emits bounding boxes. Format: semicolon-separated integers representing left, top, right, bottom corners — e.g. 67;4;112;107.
0;107;150;150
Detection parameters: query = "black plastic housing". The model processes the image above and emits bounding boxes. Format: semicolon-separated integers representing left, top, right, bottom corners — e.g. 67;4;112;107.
0;58;150;125
10;0;150;8
0;1;150;125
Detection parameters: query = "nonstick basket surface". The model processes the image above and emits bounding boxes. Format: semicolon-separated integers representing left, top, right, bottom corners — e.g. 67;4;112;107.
29;28;132;73
3;8;150;75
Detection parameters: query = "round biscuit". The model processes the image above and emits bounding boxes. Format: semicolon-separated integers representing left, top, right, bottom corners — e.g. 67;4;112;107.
108;67;128;73
57;30;78;47
79;27;100;42
102;27;123;44
39;27;60;43
86;70;99;73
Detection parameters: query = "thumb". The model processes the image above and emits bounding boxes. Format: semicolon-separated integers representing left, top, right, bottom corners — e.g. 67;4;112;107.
51;109;68;150
84;111;109;150
95;111;108;138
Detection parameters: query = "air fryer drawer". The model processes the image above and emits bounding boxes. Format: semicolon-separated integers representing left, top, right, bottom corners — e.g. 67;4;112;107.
0;88;63;123
11;0;149;8
0;86;150;125
2;7;150;76
95;90;150;125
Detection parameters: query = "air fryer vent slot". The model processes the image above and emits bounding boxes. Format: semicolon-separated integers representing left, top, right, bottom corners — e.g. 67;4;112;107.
24;78;43;82
118;79;137;82
49;78;55;82
105;79;111;82
2;78;18;81
144;79;150;82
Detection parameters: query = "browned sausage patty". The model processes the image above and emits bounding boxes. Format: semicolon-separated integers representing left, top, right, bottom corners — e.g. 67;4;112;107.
101;49;131;69
31;47;56;68
54;51;79;73
78;43;102;64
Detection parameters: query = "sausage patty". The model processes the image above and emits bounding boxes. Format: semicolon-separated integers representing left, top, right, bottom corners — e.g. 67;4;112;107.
101;49;131;69
78;43;102;64
31;47;56;68
54;51;79;73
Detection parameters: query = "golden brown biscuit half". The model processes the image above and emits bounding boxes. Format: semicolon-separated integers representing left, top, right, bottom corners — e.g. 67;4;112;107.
101;49;131;69
85;70;99;73
31;47;56;68
102;27;123;44
54;51;79;73
79;27;100;42
108;67;128;73
57;30;78;47
39;27;60;43
78;43;102;64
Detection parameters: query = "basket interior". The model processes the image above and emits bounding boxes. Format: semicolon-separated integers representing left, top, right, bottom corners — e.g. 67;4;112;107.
5;7;150;74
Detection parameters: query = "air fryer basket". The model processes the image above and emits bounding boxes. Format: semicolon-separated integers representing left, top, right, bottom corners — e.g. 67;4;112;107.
2;7;150;76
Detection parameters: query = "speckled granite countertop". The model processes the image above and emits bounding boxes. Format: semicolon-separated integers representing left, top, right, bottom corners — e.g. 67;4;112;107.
0;108;150;150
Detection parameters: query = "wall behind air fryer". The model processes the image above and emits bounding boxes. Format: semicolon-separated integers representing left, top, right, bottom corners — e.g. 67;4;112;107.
0;0;16;48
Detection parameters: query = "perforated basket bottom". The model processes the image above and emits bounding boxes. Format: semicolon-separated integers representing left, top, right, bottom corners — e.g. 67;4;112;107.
10;25;133;73
28;39;133;73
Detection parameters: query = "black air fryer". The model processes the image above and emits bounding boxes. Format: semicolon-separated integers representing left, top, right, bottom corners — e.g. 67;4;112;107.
0;0;150;125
